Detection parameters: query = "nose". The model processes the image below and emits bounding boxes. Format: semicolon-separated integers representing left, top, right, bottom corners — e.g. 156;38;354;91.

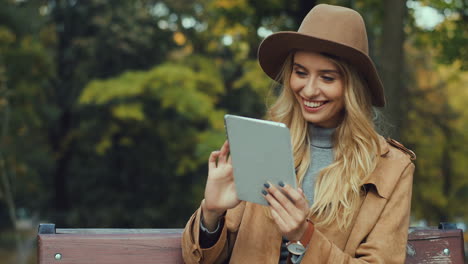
302;77;320;98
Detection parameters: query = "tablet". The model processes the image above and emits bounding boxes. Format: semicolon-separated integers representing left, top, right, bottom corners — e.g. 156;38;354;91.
224;114;297;206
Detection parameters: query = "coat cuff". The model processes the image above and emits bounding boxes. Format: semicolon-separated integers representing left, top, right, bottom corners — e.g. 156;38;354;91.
183;201;229;263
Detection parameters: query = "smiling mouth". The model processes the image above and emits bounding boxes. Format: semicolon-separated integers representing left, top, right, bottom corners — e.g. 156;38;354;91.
304;100;327;108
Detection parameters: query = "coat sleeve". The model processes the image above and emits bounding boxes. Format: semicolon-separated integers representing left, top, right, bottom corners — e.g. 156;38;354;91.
301;162;415;264
182;201;246;264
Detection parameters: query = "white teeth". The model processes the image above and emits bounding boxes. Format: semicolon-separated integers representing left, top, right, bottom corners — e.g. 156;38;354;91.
304;101;325;108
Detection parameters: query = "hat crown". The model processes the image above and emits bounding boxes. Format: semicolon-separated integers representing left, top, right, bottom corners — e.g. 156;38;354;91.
298;4;368;55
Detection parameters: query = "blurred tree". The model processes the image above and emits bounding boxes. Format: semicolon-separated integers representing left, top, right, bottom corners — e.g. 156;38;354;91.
44;0;173;224
404;41;468;225
0;0;52;229
402;0;468;225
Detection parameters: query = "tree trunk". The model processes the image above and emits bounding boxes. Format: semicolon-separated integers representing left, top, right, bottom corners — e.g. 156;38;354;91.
50;0;78;225
439;103;454;222
0;55;17;229
380;0;407;139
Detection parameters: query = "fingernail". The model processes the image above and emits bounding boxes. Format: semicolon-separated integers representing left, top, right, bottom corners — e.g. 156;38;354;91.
262;190;268;195
264;183;270;188
278;181;285;187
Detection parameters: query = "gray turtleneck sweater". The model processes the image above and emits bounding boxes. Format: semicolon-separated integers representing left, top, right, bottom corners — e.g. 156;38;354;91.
302;123;335;204
200;123;335;263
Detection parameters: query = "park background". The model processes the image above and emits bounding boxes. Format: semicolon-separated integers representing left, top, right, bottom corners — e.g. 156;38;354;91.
0;0;466;263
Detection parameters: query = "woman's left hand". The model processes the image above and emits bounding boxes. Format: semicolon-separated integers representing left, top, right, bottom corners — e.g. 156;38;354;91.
263;182;310;241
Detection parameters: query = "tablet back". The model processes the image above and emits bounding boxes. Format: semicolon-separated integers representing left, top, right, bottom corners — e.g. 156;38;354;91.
224;115;296;206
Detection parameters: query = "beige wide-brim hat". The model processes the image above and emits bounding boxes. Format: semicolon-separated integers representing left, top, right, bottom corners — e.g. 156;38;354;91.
258;4;386;107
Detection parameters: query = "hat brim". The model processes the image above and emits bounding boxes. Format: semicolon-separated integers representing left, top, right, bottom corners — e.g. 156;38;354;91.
258;32;385;107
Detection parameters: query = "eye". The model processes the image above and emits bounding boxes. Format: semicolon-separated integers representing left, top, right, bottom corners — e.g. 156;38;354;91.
321;75;335;82
294;69;307;77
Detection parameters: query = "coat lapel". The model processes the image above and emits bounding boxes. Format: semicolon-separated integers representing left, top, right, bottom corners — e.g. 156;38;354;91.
344;137;391;254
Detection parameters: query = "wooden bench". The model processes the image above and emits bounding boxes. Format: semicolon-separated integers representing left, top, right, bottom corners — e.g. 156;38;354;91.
37;223;465;263
37;224;184;264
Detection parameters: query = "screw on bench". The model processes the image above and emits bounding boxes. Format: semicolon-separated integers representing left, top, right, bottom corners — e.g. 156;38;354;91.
55;253;62;260
443;248;450;256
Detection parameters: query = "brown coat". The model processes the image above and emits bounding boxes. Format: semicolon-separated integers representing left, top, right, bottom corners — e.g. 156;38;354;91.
182;138;415;264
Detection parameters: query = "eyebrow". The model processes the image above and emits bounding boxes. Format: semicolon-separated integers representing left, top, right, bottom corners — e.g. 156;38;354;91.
293;62;340;74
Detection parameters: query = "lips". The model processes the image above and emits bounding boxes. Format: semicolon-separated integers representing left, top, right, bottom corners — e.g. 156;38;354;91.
304;100;326;108
301;98;328;113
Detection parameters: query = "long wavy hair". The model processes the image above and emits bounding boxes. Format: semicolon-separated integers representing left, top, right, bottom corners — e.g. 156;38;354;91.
266;51;382;230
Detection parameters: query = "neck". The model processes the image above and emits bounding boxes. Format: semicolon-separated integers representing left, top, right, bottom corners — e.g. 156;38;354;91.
308;123;335;148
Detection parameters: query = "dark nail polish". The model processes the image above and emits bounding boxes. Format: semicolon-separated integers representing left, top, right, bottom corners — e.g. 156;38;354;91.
264;183;270;188
278;181;285;187
262;190;268;195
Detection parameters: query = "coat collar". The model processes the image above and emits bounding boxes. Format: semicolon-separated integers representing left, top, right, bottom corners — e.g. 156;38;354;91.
378;136;390;157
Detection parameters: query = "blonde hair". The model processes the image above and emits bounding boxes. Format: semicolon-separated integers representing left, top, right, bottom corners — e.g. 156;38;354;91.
266;52;381;230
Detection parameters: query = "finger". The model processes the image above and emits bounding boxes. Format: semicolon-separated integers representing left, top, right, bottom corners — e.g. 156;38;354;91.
263;188;294;224
224;141;230;163
270;205;288;232
266;183;304;219
298;187;309;202
266;183;295;209
208;151;220;170
298;187;304;196
218;140;229;164
282;184;308;209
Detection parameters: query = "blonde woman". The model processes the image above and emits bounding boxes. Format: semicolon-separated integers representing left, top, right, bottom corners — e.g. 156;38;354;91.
182;4;416;264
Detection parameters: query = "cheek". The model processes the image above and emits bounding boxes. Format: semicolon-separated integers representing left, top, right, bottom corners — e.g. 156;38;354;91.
289;76;302;92
327;83;344;100
335;98;345;113
331;86;345;111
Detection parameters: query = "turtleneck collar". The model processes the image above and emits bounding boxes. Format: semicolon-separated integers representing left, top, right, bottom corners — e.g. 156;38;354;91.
308;123;335;149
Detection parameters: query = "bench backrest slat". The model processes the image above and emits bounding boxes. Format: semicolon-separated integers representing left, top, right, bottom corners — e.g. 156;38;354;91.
38;230;184;264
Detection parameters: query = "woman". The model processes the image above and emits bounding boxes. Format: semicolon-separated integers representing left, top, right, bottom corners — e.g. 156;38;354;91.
182;4;416;264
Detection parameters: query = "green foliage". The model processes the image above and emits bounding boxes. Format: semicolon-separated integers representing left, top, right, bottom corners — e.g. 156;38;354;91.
408;0;468;69
80;55;225;124
80;71;149;105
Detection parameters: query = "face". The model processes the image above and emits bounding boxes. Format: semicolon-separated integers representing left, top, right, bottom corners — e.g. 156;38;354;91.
289;51;345;128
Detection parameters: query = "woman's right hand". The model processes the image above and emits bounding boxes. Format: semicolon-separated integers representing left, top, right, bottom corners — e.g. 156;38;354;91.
202;140;240;230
